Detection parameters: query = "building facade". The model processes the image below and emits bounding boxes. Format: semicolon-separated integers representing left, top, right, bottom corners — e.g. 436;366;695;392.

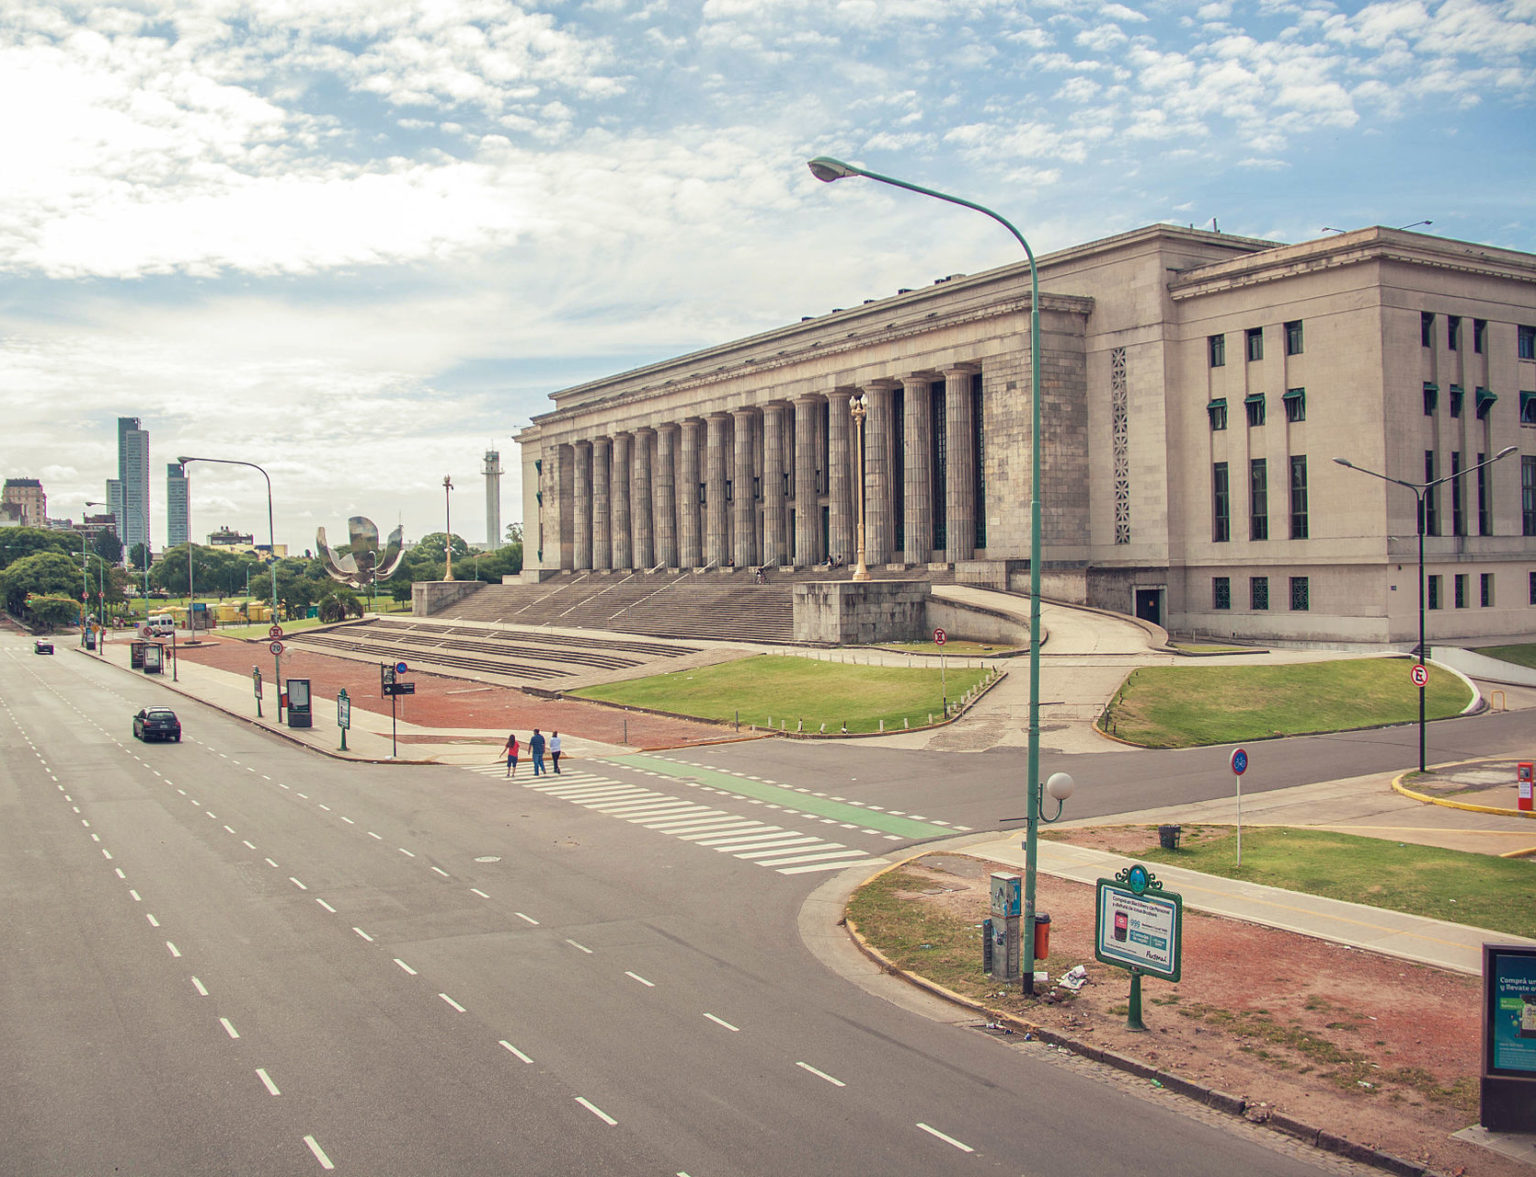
110;417;150;557
167;462;189;548
2;477;46;527
515;225;1536;645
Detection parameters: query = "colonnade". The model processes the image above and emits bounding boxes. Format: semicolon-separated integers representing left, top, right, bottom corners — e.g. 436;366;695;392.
543;368;985;573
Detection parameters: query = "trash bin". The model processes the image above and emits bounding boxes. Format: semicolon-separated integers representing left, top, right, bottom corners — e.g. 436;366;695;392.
1158;824;1182;850
1033;912;1051;961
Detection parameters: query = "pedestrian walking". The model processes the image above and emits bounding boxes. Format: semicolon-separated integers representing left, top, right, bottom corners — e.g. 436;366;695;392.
502;733;519;777
549;731;562;774
530;728;546;776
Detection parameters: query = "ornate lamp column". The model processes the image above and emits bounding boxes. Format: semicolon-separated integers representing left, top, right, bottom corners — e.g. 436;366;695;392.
848;392;870;582
442;475;455;580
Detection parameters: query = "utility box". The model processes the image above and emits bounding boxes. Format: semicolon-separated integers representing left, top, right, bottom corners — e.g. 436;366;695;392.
988;872;1022;981
1518;763;1533;813
286;678;313;729
143;643;163;675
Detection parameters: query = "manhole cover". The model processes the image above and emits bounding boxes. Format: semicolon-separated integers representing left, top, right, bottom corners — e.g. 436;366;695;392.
474;856;501;863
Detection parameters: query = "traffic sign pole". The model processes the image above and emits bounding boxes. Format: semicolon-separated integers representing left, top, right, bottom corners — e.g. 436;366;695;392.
1229;748;1249;868
933;628;947;717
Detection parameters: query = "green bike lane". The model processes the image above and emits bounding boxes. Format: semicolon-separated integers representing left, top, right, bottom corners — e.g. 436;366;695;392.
603;753;967;841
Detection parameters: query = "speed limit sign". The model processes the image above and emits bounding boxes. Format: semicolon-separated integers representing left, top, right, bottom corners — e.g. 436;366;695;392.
933;627;947;646
269;640;284;655
1411;663;1429;687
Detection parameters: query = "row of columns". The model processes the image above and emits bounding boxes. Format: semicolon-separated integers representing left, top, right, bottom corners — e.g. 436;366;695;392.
550;369;982;573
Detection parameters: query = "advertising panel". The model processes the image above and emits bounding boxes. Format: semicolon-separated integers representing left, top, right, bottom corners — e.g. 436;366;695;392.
1095;874;1182;982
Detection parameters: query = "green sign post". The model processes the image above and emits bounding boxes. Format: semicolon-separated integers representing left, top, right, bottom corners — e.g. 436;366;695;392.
337;688;351;753
1095;864;1183;1032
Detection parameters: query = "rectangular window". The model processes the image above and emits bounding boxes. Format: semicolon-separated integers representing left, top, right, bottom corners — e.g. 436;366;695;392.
1207;398;1227;430
1523;456;1536;537
1428;575;1441;610
1213;462;1230;543
1520;324;1536;360
1250;576;1269;610
1455;573;1467;609
1245;393;1266;427
1474;319;1487;354
1449;385;1463;417
1451;451;1465;537
1285;320;1304;355
1249;459;1268;541
1209;334;1226;367
1246;327;1264;362
1521;391;1536;425
1213;577;1231;610
1289;455;1309;539
1481;573;1494;607
1425;451;1440;536
1530;571;1536;606
1478;455;1491;537
972;373;987;549
1422;311;1434;348
1283;387;1306;423
1290;576;1309;611
1424;382;1439;415
1448;315;1460;351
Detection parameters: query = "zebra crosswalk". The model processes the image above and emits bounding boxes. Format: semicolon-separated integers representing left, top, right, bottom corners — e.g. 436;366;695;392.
464;763;889;876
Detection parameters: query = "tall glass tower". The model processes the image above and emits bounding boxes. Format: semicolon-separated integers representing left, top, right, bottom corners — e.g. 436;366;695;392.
167;462;189;547
112;417;150;557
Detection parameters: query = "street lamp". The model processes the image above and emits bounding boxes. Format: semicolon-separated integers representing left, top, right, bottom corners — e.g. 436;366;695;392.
443;475;455;581
79;500;107;646
1334;445;1516;772
847;393;871;582
178;454;280;638
809;155;1057;993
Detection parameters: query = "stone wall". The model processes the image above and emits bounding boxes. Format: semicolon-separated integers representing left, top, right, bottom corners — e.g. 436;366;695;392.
793;580;930;645
413;580;483;616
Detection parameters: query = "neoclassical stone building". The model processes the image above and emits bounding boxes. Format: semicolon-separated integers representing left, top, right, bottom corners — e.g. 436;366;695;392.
516;223;1536;645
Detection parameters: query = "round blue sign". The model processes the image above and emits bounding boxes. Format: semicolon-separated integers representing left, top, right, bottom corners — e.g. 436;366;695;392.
1126;864;1150;895
1230;748;1248;775
395;661;408;675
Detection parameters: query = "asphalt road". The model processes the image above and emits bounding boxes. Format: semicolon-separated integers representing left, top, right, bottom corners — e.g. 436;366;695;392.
3;633;1386;1176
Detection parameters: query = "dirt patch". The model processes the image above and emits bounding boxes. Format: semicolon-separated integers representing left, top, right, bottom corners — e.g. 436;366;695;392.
868;853;1525;1177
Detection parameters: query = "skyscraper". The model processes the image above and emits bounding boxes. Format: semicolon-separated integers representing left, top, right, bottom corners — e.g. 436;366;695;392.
110;417;150;557
483;448;503;549
167;462;188;547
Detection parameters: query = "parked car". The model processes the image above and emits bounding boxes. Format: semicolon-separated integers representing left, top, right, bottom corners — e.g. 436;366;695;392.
34;638;53;654
133;707;181;742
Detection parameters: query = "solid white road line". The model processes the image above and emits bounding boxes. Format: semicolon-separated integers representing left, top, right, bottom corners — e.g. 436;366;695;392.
917;1122;975;1153
796;1061;845;1087
256;1068;281;1095
704;1013;739;1032
303;1134;335;1170
575;1097;617;1126
499;1040;534;1063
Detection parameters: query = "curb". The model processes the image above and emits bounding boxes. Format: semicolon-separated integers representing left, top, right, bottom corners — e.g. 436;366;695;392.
844;857;1437;1177
1391;770;1536;819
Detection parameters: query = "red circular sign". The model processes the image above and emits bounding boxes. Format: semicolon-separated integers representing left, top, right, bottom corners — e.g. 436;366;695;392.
269;640;284;655
933;627;947;646
269;625;284;639
1411;663;1429;687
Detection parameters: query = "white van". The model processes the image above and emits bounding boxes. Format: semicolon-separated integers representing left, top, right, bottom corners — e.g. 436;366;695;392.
144;614;177;637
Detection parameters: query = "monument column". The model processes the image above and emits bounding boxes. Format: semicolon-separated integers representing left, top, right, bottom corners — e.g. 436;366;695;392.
572;440;593;570
794;394;822;567
611;432;632;570
632;427;654;570
760;402;786;567
902;375;934;565
944;367;977;563
828;390;852;566
705;412;730;567
591;436;612;571
732;408;757;570
653;424;677;568
862;381;897;565
677;418;703;568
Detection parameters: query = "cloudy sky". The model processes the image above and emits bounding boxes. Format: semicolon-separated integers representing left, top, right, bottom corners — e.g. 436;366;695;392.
2;0;1533;554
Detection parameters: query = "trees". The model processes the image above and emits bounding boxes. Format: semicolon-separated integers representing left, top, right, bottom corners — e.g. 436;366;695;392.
0;527;78;570
92;529;124;566
317;588;362;623
128;543;152;574
2;551;87;615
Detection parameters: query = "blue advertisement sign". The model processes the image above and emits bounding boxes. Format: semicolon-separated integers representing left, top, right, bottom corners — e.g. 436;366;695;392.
1488;946;1536;1076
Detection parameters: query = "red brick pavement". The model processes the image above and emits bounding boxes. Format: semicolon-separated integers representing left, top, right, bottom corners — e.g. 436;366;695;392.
172;634;744;750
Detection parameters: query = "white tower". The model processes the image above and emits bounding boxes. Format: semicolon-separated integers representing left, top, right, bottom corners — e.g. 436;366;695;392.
483;448;503;549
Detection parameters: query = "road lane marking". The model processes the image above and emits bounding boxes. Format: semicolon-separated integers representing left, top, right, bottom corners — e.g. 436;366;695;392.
398;847;415;858
145;913;158;927
431;866;449;877
565;939;593;954
256;1068;281;1095
367;831;382;840
439;993;466;1012
625;971;655;988
704;1013;739;1032
917;1123;974;1153
394;958;417;975
316;899;336;913
341;816;354;824
115;868;125;879
796;1061;845;1087
289;877;307;890
516;912;539;925
224;826;236;834
166;942;181;957
470;888;490;899
220;1018;240;1039
265;858;279;868
243;840;256;849
192;977;208;996
303;1134;335;1170
129;890;141;901
499;1040;533;1064
318;804;330;812
575;1097;616;1125
101;849;112;860
353;927;374;942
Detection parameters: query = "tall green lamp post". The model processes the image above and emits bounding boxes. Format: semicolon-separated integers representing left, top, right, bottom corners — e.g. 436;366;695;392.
807;155;1068;993
178;454;281;634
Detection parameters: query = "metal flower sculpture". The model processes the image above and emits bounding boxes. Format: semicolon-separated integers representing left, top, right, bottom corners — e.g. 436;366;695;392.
317;517;406;591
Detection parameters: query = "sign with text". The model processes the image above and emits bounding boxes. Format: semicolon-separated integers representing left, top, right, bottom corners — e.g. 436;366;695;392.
1095;867;1182;982
1482;943;1536;1131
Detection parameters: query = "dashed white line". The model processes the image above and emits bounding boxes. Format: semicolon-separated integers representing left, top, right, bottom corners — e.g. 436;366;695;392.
470;888;490;899
499;1040;533;1064
625;971;655;988
289;877;307;890
220;1017;240;1039
353;927;374;942
796;1061;845;1087
917;1122;974;1153
256;1068;281;1095
341;816;354;824
398;847;415;858
430;866;449;877
101;849;112;860
394;958;418;975
192;977;208;997
114;868;126;879
145;913;159;927
224;825;236;834
265;858;279;869
565;939;593;954
316;899;336;913
515;912;539;925
303;1134;335;1170
575;1097;617;1126
243;840;257;850
129;890;141;902
704;1013;739;1032
439;993;466;1012
368;831;382;840
317;804;330;812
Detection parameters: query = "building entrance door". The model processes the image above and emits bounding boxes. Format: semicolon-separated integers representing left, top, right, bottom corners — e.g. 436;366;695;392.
1134;588;1163;626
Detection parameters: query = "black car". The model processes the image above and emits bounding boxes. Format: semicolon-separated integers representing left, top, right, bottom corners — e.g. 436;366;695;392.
133;707;181;742
34;639;53;654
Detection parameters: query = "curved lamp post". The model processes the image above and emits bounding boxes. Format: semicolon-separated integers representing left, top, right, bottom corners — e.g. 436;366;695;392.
1334;444;1515;772
443;475;455;581
79;500;106;646
177;454;280;633
808;155;1057;993
847;392;871;582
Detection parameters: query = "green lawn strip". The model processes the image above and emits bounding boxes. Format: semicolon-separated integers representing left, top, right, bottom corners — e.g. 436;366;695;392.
570;654;987;734
1101;658;1471;748
1124;826;1536;939
874;640;1021;656
606;754;953;839
1471;643;1536;671
217;615;335;639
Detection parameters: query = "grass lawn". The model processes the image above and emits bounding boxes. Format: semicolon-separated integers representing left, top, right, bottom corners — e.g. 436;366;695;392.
1100;657;1470;748
570;654;990;733
1115;826;1536;939
1472;643;1536;670
875;639;1023;656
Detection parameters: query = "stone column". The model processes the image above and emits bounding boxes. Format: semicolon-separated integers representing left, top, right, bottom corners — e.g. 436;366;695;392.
704;412;731;567
632;427;654;570
863;382;897;564
902;375;934;565
794;394;822;567
591;436;612;571
572;440;593;570
760;402;787;567
653;424;677;568
611;432;632;570
732;407;757;569
944;367;976;563
827;391;853;567
678;418;703;568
